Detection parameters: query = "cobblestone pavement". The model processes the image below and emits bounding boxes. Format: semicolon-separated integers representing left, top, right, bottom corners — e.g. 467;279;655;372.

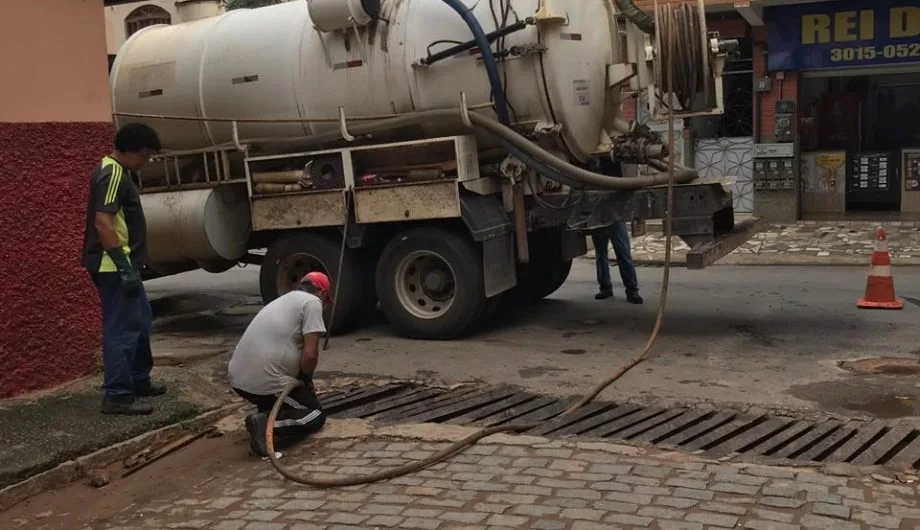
588;221;920;266
28;428;920;530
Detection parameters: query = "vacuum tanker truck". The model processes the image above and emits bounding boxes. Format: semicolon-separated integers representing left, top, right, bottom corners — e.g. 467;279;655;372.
110;0;756;340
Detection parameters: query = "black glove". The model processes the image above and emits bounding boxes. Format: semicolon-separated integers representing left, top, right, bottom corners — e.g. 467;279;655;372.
106;246;142;298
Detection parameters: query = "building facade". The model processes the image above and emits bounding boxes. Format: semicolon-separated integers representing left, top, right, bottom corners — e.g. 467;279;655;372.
763;0;920;221
0;0;113;397
629;0;920;222
105;0;179;67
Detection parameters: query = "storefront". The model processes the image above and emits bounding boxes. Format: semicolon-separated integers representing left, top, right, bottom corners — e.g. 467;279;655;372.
765;0;920;219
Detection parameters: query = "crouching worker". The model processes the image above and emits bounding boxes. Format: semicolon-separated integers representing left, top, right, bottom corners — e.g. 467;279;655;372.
228;272;332;457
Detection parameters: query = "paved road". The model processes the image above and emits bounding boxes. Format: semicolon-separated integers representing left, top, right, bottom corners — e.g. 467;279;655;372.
5;425;918;530
145;262;920;420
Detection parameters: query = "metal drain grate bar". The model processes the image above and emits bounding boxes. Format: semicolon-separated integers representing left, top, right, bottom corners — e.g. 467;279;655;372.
336;387;444;419
685;415;765;452
796;425;856;462
706;417;793;457
480;396;572;428
318;383;920;471
661;411;738;447
374;387;480;423
404;388;521;424
513;397;581;429
444;392;538;425
754;421;815;456
771;421;840;459
529;402;616;436
851;424;915;466
614;409;687;440
322;384;409;415
583;406;667;439
884;432;920;469
824;420;887;463
631;409;713;444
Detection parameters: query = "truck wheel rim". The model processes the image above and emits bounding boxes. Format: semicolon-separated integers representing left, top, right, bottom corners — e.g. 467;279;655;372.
277;252;325;295
394;250;455;320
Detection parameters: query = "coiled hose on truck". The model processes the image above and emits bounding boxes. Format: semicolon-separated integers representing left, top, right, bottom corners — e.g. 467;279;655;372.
263;0;691;488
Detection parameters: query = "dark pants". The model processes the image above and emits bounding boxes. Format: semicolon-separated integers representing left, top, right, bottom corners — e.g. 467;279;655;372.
591;223;639;296
91;272;153;402
234;384;326;441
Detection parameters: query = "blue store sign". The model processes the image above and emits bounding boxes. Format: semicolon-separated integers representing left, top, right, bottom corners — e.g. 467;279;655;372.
766;0;920;71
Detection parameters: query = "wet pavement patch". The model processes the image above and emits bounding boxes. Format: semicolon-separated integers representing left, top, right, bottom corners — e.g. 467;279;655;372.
789;377;920;420
149;293;240;320
839;357;920;376
154;312;253;334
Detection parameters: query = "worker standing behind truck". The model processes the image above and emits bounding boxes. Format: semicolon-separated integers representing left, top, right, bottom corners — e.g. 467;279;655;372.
82;123;166;416
587;158;644;305
228;272;330;457
591;223;644;305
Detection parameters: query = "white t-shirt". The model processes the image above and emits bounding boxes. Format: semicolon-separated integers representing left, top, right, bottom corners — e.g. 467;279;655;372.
228;290;326;396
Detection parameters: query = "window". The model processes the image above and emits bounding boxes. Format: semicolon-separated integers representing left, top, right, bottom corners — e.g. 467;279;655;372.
693;36;754;139
125;5;171;38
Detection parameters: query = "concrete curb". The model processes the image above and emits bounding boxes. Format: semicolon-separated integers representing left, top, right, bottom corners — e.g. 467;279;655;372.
0;404;239;512
637;256;920;267
581;254;920;267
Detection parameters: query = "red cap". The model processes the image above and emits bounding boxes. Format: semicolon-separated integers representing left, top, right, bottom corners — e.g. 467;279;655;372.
300;271;332;303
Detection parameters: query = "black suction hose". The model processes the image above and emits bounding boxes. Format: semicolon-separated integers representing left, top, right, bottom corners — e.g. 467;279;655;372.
615;0;655;34
439;0;511;125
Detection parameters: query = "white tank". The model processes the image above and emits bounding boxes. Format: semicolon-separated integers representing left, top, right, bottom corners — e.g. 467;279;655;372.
142;185;252;271
111;0;624;162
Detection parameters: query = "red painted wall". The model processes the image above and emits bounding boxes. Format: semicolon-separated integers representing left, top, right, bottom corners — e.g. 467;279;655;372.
1;0;112;397
0;123;112;397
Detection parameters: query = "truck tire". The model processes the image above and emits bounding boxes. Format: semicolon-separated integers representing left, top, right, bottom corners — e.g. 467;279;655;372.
508;258;573;304
354;254;380;326
376;227;486;340
537;259;573;299
506;228;573;304
475;293;505;331
260;232;366;335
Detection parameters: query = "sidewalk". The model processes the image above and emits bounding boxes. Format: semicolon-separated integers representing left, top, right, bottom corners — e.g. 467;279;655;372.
16;419;920;530
587;221;920;266
0;366;228;492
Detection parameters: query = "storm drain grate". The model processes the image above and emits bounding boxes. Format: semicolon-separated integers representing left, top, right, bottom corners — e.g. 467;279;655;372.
319;383;920;470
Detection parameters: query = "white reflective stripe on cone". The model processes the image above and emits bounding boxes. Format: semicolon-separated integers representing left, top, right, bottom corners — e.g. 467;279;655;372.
868;265;893;277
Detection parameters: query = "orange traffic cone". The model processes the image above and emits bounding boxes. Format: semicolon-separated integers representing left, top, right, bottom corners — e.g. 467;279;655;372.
857;226;904;310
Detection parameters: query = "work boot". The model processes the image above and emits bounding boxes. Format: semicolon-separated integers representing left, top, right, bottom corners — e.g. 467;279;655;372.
595;287;614;300
135;380;167;397
245;412;269;457
626;292;644;305
102;398;153;416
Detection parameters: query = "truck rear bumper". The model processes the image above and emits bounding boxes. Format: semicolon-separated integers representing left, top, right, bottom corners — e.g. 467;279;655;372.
530;182;762;269
684;217;762;269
